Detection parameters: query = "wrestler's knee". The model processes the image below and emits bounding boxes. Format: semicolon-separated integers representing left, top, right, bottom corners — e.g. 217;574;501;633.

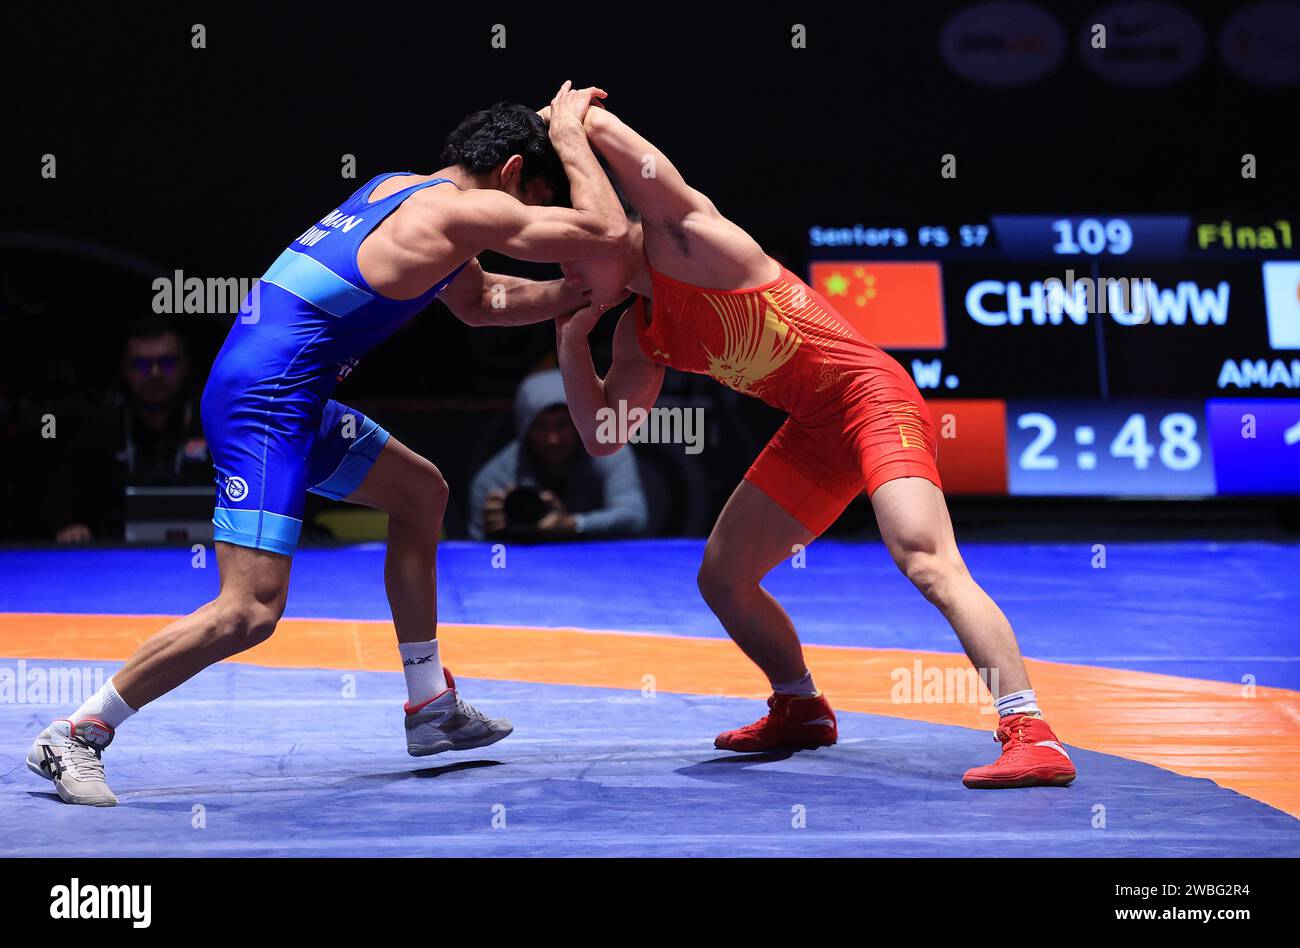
697;546;759;612
209;593;285;655
393;462;449;528
897;549;967;613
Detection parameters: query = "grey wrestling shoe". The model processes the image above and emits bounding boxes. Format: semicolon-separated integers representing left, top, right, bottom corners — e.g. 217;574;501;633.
27;718;119;807
404;669;513;757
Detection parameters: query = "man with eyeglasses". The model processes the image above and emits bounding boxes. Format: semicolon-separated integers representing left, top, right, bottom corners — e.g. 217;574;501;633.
40;315;210;544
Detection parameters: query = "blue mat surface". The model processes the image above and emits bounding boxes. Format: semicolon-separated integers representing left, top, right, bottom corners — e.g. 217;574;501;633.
3;660;1296;857
2;540;1297;688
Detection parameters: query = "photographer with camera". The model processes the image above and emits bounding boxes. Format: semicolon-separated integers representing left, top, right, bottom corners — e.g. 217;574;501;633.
469;368;647;541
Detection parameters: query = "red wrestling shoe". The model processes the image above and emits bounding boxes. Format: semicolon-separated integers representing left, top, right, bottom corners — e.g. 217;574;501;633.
715;692;838;752
962;713;1076;788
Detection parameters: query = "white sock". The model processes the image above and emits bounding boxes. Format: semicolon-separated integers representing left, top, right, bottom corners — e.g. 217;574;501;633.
772;670;818;698
69;677;136;731
995;688;1041;718
399;639;445;705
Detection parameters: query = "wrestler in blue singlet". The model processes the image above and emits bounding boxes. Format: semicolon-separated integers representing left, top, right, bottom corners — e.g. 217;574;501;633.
201;173;466;555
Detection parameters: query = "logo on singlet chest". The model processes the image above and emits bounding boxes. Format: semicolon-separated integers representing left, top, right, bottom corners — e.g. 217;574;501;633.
700;292;802;394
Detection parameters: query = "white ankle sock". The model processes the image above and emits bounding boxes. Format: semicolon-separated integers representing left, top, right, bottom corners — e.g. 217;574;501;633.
399;639;445;704
772;670;818;697
69;677;136;730
995;688;1041;718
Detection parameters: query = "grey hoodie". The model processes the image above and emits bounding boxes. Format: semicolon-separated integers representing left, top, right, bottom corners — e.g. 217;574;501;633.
468;369;648;540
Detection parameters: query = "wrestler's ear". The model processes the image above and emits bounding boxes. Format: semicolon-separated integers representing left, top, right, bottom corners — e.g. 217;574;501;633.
499;154;525;197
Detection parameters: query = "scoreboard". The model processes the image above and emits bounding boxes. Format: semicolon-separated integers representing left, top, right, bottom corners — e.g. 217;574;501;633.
807;215;1300;497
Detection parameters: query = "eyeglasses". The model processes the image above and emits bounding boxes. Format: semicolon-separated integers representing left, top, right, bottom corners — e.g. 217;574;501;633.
127;356;182;375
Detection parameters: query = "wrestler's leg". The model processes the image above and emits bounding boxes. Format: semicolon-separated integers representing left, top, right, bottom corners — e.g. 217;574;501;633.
696;479;815;685
311;405;511;753
701;420;856;751
113;543;292;708
870;476;1031;697
871;475;1075;786
340;436;448;647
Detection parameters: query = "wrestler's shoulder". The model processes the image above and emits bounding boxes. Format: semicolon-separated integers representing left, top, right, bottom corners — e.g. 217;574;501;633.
402;186;522;235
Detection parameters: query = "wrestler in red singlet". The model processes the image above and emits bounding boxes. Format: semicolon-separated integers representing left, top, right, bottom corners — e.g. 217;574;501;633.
556;101;1076;789
635;263;941;535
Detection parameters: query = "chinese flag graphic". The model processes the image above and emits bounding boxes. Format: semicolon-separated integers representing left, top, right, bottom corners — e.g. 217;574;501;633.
810;261;946;349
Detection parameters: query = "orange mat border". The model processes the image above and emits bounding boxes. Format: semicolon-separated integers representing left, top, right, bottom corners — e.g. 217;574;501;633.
4;612;1299;819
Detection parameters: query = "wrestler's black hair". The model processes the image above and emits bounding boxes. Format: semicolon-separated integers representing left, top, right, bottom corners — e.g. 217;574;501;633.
441;102;569;204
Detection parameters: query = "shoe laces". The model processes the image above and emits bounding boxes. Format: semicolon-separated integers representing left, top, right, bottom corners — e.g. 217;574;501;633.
61;737;107;783
993;716;1037;755
456;695;493;723
736;695;784;734
738;713;772;734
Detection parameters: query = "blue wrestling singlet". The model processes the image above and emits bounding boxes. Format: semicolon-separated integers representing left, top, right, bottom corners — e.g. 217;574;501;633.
200;173;468;555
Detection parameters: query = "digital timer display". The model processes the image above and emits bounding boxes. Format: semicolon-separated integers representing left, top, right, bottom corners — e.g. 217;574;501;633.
1007;402;1215;496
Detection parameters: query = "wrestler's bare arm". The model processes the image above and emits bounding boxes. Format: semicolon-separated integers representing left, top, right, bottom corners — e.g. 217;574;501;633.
581;107;772;286
555;303;664;457
439;257;588;328
443;188;628;263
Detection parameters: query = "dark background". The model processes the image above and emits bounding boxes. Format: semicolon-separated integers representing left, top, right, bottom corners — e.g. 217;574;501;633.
2;1;1296;538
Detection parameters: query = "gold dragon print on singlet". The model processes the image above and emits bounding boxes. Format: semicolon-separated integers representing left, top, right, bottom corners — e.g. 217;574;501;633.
697;279;864;398
699;286;802;397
